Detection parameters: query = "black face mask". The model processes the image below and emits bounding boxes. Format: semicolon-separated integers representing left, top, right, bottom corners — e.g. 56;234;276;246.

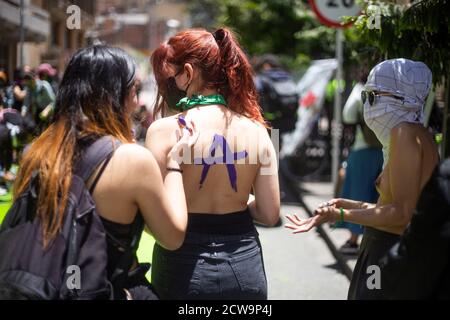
165;76;187;109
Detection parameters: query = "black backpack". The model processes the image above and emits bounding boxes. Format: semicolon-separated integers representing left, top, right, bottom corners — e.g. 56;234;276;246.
0;136;132;300
257;69;299;126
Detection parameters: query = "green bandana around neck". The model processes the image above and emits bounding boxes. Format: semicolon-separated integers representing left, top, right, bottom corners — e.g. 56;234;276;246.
175;94;227;112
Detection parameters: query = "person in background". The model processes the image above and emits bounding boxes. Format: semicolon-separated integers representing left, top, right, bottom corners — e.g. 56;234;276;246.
12;69;27;114
285;59;439;300
337;70;383;255
23;69;56;135
8;69;36;164
0;69;14;109
253;54;299;137
37;63;59;95
0;69;17;191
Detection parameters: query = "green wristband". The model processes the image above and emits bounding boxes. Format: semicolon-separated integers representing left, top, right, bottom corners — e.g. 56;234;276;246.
331;207;345;229
339;207;345;224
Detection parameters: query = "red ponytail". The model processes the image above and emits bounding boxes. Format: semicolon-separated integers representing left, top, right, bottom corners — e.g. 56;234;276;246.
152;28;267;126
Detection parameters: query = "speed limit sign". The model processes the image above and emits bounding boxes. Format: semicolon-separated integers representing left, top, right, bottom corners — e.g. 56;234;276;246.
309;0;361;28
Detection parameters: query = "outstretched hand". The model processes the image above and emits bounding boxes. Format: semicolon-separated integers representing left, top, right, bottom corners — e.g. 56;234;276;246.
284;206;339;234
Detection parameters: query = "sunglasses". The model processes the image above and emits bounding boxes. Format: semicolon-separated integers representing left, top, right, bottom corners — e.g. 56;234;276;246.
361;90;404;106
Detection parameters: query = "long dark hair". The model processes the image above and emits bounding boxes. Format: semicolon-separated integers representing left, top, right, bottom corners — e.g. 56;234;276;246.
14;45;137;247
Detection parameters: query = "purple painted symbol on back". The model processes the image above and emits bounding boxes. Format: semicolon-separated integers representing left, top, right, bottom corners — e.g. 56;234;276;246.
194;134;248;192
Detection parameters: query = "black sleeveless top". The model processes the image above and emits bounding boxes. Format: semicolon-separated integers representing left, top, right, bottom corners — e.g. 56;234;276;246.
84;139;145;280
100;213;144;279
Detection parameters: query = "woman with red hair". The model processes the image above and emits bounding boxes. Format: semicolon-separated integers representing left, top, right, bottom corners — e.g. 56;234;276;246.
146;28;280;299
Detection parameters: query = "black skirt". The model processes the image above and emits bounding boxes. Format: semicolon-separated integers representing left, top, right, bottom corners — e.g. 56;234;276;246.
348;227;400;300
152;208;268;300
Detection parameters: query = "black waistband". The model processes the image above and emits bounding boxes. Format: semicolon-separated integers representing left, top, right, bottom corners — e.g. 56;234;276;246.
187;208;255;235
364;227;401;242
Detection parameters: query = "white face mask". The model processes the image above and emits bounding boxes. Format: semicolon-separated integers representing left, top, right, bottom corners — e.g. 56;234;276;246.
363;95;423;166
363;58;432;166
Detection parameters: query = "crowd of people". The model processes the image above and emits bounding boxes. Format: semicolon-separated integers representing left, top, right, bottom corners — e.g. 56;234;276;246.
0;26;449;300
0;64;57;196
0;64;153;198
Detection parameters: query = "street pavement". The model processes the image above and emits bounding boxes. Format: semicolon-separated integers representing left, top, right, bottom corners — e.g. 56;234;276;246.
256;204;350;300
301;182;359;277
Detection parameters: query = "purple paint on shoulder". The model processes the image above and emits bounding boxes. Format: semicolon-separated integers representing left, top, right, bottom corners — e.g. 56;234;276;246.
177;116;187;127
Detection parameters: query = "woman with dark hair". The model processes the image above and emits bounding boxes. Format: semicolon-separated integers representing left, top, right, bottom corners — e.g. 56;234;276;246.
12;45;195;299
146;28;280;300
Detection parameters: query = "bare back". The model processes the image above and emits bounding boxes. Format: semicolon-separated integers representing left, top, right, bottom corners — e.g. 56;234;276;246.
376;122;439;234
146;104;277;215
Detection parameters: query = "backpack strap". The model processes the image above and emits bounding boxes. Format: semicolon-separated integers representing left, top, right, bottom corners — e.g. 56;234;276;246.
74;136;122;183
74;136;144;297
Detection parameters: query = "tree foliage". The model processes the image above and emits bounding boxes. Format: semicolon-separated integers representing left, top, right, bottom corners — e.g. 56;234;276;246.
188;0;449;85
187;0;336;72
351;0;450;85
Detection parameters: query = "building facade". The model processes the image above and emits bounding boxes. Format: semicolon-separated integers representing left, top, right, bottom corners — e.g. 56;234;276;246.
92;0;190;55
0;0;96;78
